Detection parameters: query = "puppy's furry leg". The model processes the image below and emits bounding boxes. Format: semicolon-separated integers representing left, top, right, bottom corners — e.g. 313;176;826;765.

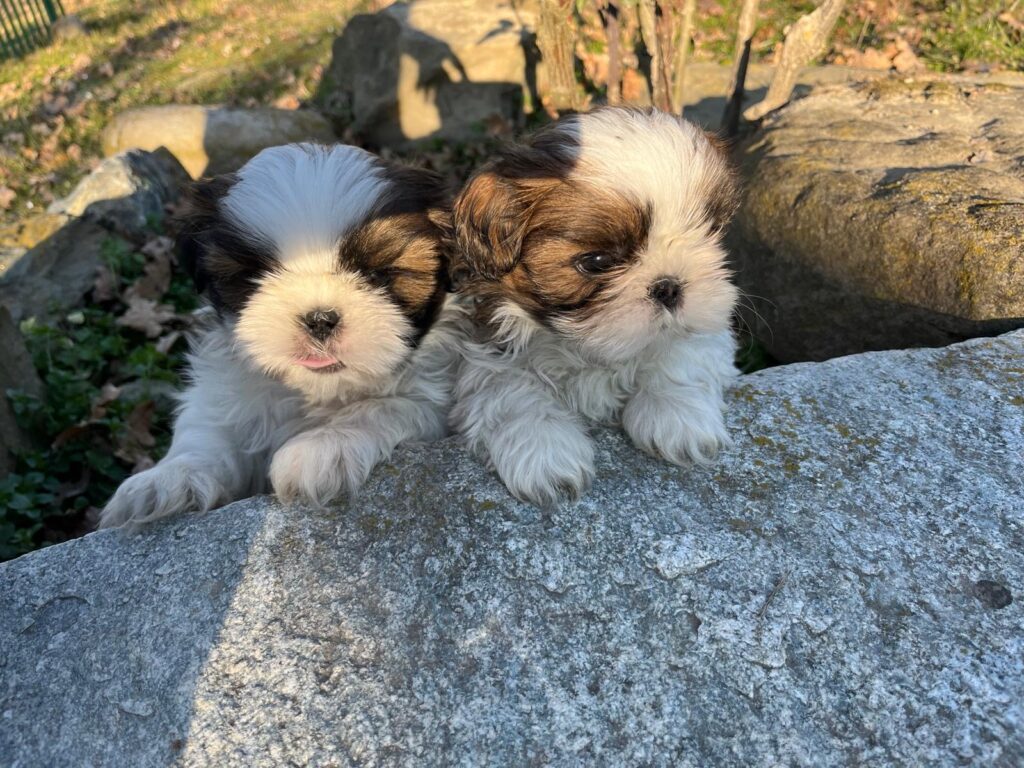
270;395;446;505
453;358;594;507
623;329;737;466
100;331;297;529
270;318;458;506
100;384;256;529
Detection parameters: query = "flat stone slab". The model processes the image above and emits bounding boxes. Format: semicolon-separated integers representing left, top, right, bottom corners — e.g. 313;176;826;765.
2;331;1022;766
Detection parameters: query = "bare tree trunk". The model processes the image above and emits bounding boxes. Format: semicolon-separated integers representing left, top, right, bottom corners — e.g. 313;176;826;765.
599;0;622;105
671;0;696;114
538;0;581;114
721;0;760;136
744;0;846;121
637;0;670;111
656;2;675;111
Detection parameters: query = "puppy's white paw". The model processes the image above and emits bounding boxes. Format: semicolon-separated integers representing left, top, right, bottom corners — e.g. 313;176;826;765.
623;388;730;466
100;461;227;529
270;427;377;506
487;418;595;507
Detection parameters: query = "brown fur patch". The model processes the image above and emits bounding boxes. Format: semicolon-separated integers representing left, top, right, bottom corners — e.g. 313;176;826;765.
340;211;445;327
470;183;651;328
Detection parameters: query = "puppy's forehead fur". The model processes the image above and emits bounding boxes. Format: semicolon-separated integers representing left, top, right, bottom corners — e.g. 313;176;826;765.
567;108;735;228
221;144;389;260
183;143;449;333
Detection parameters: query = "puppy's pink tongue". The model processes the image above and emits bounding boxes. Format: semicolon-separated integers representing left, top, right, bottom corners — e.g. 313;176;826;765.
295;355;338;369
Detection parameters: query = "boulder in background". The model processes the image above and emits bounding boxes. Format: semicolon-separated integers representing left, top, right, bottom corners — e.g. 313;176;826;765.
730;77;1024;362
317;0;539;146
1;149;188;322
101;106;336;178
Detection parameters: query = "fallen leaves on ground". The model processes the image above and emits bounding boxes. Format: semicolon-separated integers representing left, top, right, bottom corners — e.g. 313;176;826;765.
124;252;173;302
833;35;922;72
114;399;158;473
116;296;178;338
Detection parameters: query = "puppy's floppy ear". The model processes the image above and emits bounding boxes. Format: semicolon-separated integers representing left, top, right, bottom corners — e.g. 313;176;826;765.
450;169;531;290
173;174;236;294
450;122;578;290
702;130;741;234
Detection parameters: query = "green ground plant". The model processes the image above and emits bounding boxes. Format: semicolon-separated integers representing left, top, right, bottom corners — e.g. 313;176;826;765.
0;230;195;560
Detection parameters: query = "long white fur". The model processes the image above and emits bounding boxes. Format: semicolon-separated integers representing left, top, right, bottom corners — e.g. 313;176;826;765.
100;144;458;528
452;110;739;506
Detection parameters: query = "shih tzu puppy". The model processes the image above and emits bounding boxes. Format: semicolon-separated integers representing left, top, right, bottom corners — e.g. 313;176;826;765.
100;143;458;528
450;107;740;506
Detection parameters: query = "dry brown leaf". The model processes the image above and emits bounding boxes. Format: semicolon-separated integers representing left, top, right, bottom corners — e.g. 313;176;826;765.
155;331;182;355
837;45;892;69
998;11;1023;32
272;94;301;110
92;265;118;302
890;37;922;73
114;400;158;472
124;244;173;302
141;235;174;259
88;382;122;420
0;186;14;210
117;296;177;338
124;400;156;448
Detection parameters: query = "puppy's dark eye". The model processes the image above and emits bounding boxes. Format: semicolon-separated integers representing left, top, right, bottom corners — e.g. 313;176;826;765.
365;266;392;287
574;251;616;275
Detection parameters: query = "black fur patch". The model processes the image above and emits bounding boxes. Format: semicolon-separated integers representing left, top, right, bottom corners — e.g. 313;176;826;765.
175;175;278;316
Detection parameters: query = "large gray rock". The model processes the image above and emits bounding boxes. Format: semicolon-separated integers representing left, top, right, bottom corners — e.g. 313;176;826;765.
0;218;126;323
102;106;337;178
731;77;1024;362
48;147;190;233
1;149;185;322
676;62;1024;129
317;0;538;146
2;331;1023;766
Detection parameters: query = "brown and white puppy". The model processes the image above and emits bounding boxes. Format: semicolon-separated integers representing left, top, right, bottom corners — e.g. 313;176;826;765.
450;107;740;506
101;143;459;528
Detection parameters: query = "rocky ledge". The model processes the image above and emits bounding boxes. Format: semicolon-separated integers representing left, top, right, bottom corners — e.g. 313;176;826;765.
2;331;1022;766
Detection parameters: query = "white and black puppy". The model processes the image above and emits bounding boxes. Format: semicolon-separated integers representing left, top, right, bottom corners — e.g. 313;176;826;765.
450;107;740;506
100;143;459;528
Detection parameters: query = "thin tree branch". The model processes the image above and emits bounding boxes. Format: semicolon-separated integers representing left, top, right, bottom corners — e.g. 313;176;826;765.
538;0;582;114
721;0;760;136
638;0;670;111
672;0;697;114
599;0;622;104
744;0;847;121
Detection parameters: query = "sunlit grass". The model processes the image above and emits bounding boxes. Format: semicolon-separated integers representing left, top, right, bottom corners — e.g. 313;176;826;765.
0;0;363;224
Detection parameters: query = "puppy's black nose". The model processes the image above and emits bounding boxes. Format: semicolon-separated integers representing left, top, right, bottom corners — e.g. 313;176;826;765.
301;309;340;341
648;277;683;310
